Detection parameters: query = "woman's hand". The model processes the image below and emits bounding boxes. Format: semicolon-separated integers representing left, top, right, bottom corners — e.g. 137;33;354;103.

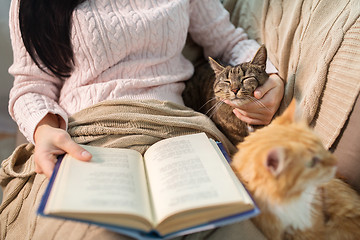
225;74;284;125
34;113;92;178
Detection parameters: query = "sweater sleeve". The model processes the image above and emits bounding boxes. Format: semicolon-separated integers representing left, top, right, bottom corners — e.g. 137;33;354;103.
8;0;68;144
188;0;277;73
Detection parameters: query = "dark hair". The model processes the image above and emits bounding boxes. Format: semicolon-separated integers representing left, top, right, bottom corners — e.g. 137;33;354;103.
19;0;85;79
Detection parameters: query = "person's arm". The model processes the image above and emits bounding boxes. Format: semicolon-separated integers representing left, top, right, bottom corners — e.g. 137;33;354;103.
188;0;284;125
8;0;91;178
188;0;277;72
8;0;69;143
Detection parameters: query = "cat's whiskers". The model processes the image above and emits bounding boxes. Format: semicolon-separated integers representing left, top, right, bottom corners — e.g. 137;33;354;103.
248;96;271;112
206;100;225;118
199;97;217;111
204;99;220;115
209;101;225;118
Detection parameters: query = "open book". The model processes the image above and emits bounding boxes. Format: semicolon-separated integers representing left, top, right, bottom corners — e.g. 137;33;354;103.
38;133;259;239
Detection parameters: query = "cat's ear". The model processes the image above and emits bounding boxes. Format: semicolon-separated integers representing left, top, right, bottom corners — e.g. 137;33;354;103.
265;147;286;177
273;99;298;125
208;57;225;75
251;44;267;68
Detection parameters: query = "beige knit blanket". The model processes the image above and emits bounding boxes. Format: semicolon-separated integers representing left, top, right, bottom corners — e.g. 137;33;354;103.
0;100;265;240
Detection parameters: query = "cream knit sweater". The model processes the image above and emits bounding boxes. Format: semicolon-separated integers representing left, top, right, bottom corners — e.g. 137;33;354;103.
8;0;276;143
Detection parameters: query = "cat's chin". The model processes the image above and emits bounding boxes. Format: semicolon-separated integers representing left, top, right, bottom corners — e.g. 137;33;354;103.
229;98;251;107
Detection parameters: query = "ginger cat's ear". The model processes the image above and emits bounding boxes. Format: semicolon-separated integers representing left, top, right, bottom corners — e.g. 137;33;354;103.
265;147;286;177
250;44;267;69
273;99;297;125
208;57;225;75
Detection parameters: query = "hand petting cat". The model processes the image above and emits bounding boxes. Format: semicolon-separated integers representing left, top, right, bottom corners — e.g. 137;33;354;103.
225;73;284;125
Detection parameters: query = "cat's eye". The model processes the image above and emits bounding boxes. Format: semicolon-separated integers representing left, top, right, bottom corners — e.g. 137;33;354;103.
307;156;320;168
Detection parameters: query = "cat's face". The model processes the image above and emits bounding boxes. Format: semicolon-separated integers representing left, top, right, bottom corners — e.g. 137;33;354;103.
209;45;269;106
232;100;337;204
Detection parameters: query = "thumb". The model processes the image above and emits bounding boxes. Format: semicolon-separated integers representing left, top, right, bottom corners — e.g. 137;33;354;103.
254;85;266;99
73;147;92;161
254;74;279;99
58;135;92;161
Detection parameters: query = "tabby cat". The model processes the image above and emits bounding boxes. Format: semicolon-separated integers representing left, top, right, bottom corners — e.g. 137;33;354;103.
231;100;360;240
183;45;269;145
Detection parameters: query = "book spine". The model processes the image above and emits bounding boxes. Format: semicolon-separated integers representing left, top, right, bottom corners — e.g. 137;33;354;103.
37;154;65;215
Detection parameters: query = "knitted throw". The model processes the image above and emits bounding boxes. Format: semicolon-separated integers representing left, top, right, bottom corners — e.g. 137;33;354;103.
0;100;267;240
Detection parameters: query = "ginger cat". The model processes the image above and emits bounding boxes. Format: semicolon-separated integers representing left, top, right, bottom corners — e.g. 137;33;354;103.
231;100;360;240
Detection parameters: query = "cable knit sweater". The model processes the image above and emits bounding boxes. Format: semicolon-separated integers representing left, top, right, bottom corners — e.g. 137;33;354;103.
8;0;276;144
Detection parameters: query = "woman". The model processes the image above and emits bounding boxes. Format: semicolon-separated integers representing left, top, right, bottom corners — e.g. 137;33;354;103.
8;0;283;178
2;0;283;239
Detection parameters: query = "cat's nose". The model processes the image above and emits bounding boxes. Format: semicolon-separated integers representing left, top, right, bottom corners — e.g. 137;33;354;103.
231;88;240;95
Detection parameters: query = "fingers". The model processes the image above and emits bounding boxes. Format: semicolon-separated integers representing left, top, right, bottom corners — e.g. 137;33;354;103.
224;73;284;125
33;124;92;178
34;152;57;178
224;99;272;125
233;108;272;125
254;74;283;99
54;132;92;162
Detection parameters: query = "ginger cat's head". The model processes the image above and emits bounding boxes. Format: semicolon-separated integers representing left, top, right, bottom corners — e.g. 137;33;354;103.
231;100;337;205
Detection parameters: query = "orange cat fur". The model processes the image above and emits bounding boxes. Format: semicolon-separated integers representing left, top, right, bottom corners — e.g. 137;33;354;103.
231;100;360;240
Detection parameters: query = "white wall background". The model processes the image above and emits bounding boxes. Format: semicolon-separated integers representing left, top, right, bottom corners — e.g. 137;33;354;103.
0;0;17;133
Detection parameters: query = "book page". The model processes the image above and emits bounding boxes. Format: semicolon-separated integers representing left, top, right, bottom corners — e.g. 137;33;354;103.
45;145;153;223
143;133;251;223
